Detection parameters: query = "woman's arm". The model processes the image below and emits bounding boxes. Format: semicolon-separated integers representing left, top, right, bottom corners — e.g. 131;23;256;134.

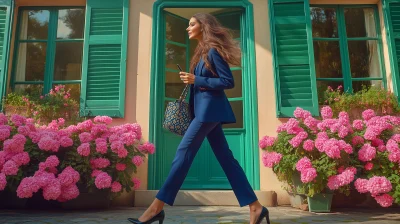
194;48;235;90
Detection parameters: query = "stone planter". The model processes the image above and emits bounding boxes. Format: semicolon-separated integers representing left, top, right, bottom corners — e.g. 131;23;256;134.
288;192;308;211
61;189;111;210
307;193;333;213
0;190;28;209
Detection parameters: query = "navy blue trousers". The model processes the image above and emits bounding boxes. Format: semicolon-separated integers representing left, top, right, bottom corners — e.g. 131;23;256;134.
156;117;258;206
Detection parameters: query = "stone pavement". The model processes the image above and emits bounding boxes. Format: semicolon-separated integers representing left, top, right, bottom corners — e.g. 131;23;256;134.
0;206;399;224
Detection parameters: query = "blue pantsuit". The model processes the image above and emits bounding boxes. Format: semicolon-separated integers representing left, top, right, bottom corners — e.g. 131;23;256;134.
156;48;258;207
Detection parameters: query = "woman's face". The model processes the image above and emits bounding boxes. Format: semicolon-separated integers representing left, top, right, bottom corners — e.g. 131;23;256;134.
187;17;202;40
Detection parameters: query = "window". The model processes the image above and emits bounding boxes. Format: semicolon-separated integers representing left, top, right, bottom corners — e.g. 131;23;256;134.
311;6;385;100
12;8;85;102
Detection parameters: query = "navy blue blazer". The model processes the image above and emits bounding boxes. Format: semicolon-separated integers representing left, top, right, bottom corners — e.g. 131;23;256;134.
189;48;236;124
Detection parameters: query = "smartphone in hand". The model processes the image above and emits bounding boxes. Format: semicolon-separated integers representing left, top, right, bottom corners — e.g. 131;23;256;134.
176;64;183;72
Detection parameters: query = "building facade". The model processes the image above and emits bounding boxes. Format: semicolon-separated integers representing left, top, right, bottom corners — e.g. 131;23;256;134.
1;0;400;205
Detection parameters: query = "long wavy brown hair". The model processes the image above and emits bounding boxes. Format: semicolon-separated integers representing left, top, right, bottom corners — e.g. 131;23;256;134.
189;13;241;75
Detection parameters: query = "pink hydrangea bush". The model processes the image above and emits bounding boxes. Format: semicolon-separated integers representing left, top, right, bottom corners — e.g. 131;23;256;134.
259;106;400;207
0;113;154;202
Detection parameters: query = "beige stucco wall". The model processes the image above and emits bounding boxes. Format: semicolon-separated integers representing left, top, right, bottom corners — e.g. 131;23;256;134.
8;0;394;206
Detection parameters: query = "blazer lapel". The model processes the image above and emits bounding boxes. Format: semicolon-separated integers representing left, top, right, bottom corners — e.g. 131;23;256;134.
196;59;205;76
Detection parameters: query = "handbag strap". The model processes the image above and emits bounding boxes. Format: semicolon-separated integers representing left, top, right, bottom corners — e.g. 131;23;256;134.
179;84;190;101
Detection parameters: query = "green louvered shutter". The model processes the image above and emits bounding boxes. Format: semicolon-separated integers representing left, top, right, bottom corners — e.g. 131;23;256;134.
269;0;319;117
0;0;13;107
384;0;400;98
81;0;129;117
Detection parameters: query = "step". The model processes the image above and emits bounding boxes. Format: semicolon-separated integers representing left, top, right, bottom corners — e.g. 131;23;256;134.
134;190;277;207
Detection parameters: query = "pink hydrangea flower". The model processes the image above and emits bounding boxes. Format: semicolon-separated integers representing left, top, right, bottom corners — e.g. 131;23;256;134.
95;172;112;189
293;107;312;120
77;119;93;131
374;194;393;207
327;168;355;190
262;152;283;168
362;109;375;121
296;157;312;172
91;169;103;178
2;160;19;175
0;128;11;141
117;148;128;158
16;177;40;198
304;116;320;131
33;170;56;188
303;140;314;151
79;132;92;144
320;106;333;119
11;152;30;166
45;155;60;168
91;124;109;137
259;136;276;149
364;162;374;171
3;134;26;153
138;142;155;154
17;126;30;136
11;114;26;127
38;136;60;152
58;166;80;186
327;176;340;190
111;181;122;193
352;120;364;130
60;136;73;148
323;139;341;159
300;168;317;183
95;138;108;154
122;132;137;146
338;112;350;125
116;163;127;171
367;176;392;196
77;143;91;157
364;127;379;140
338;126;350;138
132;177;141;190
57;184;79;202
289;132;308;148
358;144;376;162
0;173;6;190
94;116;113;124
43;179;61;200
354;178;369;193
132;156;144;167
90;158;110;169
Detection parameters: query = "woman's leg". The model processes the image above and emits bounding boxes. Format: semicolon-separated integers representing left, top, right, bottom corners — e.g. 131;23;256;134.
138;118;218;221
206;123;264;224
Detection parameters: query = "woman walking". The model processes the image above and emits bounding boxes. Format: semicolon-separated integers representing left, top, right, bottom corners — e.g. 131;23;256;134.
128;13;270;224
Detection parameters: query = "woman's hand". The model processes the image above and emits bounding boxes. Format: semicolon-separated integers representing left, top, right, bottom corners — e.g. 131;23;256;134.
179;72;195;84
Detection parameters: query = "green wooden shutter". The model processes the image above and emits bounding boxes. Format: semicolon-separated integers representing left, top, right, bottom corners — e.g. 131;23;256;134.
269;0;319;117
81;0;129;117
384;0;400;98
0;0;13;108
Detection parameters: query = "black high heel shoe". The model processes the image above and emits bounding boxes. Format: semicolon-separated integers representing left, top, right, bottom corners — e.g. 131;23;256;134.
127;210;165;224
256;206;270;224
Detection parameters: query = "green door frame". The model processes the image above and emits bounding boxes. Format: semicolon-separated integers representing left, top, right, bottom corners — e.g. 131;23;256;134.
148;0;260;190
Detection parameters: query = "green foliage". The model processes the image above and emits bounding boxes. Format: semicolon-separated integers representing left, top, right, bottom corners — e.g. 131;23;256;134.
319;85;400;119
4;85;82;124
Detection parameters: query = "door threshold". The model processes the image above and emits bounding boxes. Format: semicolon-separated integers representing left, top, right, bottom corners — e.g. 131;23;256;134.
134;190;276;207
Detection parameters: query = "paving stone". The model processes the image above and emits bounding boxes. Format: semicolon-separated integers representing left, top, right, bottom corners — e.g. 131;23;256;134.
0;206;399;223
